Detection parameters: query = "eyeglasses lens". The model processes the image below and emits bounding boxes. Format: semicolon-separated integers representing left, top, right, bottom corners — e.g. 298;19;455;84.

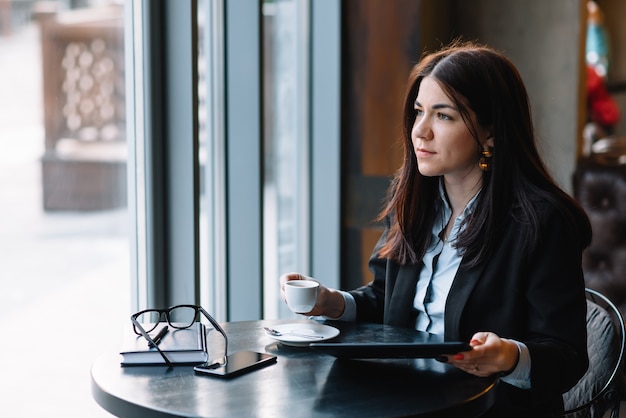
134;310;162;333
168;306;197;329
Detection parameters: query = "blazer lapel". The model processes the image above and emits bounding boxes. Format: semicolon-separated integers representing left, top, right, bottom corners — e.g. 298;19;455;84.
444;262;486;341
386;263;420;328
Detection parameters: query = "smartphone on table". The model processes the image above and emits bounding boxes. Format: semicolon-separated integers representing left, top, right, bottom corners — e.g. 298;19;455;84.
194;350;277;378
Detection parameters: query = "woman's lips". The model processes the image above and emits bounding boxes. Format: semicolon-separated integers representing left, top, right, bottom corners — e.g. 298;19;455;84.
416;148;435;158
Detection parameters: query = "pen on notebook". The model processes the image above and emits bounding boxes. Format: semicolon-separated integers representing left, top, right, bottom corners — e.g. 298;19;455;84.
148;325;169;348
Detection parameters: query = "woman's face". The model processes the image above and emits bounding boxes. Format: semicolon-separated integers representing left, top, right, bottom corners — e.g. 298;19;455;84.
411;76;492;183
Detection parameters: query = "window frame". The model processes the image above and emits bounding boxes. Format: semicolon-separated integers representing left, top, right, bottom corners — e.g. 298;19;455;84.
127;0;340;318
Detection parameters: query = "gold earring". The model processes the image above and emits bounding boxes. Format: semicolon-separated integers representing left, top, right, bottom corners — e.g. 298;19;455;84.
479;146;493;171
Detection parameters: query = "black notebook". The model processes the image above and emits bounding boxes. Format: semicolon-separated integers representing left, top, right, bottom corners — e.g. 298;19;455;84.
120;322;208;366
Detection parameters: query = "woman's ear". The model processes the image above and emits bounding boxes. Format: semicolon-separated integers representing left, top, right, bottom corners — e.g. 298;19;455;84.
484;129;494;148
479;125;494;149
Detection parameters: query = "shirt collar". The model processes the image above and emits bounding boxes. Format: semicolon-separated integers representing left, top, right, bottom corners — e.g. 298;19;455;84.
437;178;481;220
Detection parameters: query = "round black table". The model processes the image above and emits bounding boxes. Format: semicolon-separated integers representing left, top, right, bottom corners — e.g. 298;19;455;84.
92;319;497;417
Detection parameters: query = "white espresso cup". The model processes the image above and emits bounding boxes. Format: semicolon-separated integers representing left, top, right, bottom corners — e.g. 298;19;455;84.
284;280;319;313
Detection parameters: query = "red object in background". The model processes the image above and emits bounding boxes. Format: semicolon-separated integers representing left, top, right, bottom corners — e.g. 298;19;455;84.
587;65;620;128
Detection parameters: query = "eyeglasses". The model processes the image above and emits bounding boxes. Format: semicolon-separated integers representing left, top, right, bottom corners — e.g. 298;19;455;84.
131;304;227;368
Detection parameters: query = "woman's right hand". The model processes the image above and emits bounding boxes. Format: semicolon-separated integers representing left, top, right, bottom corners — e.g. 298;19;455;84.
279;272;346;318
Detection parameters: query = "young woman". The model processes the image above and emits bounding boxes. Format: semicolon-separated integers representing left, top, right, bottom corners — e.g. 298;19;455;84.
281;41;591;416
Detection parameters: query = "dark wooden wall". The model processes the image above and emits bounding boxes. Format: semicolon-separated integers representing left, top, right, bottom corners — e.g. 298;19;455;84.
340;0;423;289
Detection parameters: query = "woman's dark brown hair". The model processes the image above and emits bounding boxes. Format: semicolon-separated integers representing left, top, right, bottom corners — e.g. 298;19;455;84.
377;40;591;266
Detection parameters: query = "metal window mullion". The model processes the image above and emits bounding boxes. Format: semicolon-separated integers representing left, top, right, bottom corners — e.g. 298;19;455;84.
127;0;201;311
310;0;340;288
127;0;168;311
296;0;311;291
126;0;147;312
162;0;201;306
200;0;228;321
225;0;263;320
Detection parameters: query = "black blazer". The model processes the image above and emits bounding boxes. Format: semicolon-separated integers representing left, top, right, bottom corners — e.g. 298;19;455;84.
349;203;589;415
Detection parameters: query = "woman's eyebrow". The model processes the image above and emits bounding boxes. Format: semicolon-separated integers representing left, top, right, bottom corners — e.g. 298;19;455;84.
414;100;458;111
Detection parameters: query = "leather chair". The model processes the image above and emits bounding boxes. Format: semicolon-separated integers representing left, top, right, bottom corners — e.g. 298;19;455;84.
561;288;625;418
573;156;626;316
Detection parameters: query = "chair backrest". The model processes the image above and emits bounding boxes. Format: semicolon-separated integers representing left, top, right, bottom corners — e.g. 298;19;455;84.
561;288;626;417
573;158;626;317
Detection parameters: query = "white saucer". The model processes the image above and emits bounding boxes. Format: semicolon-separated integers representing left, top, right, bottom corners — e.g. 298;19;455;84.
264;323;340;347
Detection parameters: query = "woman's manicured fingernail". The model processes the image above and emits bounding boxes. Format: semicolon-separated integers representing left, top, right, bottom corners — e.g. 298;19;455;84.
454;353;464;360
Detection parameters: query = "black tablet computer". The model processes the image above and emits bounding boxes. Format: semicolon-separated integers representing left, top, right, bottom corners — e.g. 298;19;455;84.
308;341;471;359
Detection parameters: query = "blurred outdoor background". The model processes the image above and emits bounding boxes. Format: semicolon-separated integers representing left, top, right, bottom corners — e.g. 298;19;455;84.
1;1;128;416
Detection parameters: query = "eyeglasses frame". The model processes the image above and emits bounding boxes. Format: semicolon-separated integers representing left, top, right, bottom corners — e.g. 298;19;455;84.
130;304;228;368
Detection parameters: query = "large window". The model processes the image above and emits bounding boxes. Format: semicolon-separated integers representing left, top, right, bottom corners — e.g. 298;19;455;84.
196;0;339;321
2;1;129;416
3;1;340;413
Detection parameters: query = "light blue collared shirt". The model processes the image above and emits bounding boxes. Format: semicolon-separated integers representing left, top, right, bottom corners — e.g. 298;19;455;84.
414;182;473;334
335;181;531;389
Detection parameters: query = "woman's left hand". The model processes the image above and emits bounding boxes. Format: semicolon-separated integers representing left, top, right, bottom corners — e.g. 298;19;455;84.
445;332;519;377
